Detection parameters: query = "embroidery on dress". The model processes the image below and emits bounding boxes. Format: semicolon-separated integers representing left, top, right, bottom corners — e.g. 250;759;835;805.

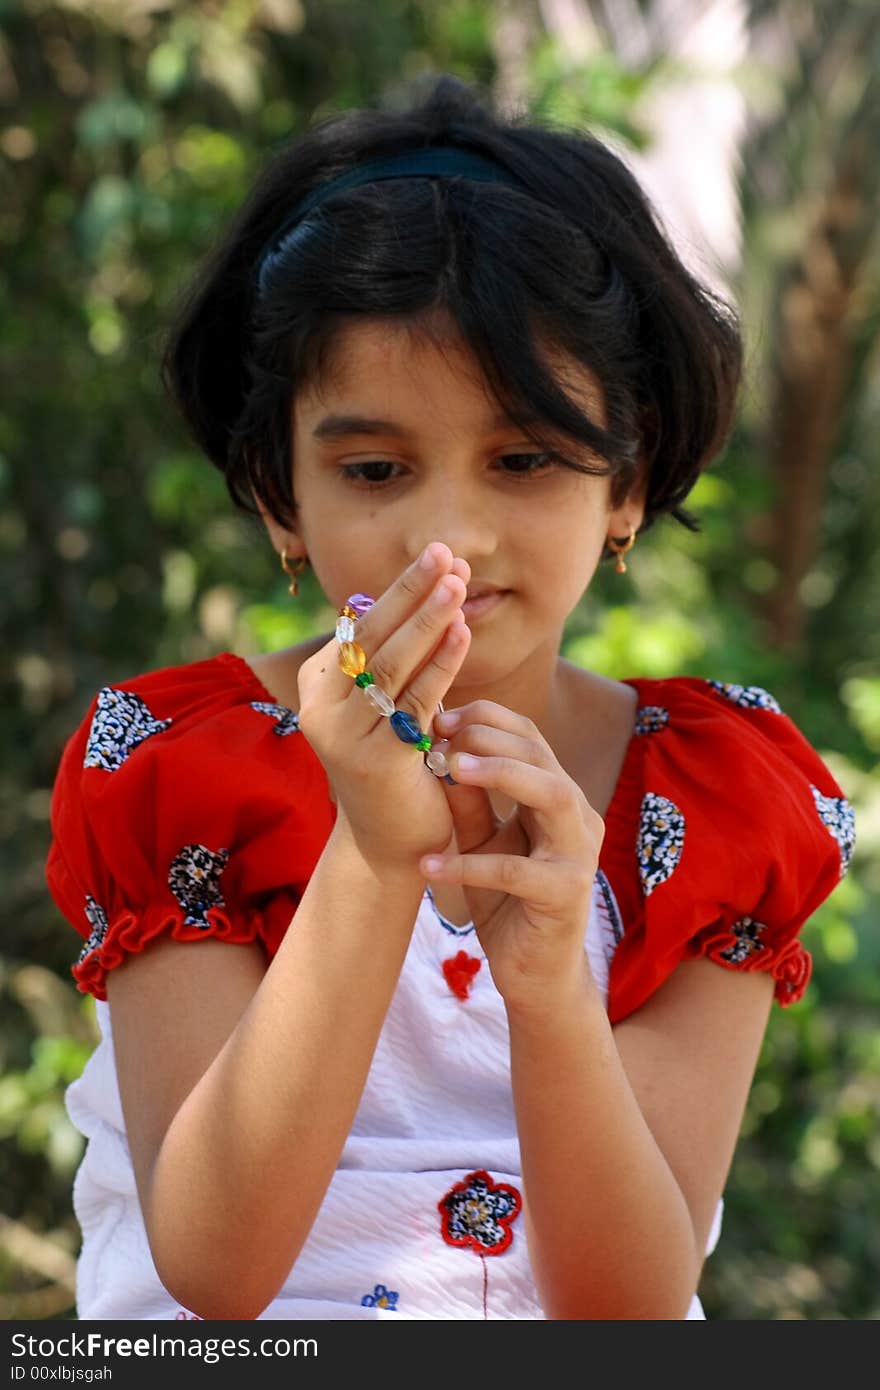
634;704;669;735
250;701;300;736
595;868;624;945
637;793;685;896
719;915;768;964
438;1170;522;1257
424;884;475;937
810;786;856;878
706;680;783;714
442;950;482;1000
77;894;109;963
360;1283;398;1310
84;688;172;771
168;845;230;929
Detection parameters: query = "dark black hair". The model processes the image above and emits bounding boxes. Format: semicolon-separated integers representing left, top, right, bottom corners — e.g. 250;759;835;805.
160;73;743;561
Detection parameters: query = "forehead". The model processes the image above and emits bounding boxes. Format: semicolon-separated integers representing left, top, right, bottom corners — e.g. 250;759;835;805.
294;313;606;425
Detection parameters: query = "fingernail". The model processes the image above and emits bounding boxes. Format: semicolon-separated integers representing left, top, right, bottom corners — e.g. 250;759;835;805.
436;710;460;730
420;545;437;570
457;754;480;773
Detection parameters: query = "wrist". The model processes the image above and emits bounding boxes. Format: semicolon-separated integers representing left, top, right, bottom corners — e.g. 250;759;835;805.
502;958;604;1034
328;810;426;882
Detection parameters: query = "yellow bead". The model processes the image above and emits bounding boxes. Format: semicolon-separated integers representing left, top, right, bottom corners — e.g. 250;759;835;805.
338;640;366;677
339;604;357;620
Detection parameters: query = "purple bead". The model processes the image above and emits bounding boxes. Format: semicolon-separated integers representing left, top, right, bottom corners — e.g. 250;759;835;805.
347;593;374;619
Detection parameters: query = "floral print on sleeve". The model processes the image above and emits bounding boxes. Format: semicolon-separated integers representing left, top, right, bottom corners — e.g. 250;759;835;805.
84;688;172;771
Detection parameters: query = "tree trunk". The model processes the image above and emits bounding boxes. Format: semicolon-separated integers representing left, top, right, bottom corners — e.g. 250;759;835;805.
763;117;876;655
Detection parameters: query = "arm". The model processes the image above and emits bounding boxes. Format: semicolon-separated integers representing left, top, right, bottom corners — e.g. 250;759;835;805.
507;957;774;1319
108;546;476;1320
107;816;426;1321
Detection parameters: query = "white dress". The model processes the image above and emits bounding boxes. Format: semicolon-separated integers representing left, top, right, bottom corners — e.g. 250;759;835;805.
66;872;723;1320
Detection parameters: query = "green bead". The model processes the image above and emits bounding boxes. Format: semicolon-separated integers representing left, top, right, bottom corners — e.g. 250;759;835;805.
416;736;432;751
354;672;374;688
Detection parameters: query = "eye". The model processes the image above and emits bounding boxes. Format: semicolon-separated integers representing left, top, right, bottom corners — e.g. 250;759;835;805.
338;453;559;489
497;452;558;478
338;460;404;488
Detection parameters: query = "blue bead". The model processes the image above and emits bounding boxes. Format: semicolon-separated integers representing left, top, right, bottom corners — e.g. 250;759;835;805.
390;710;424;744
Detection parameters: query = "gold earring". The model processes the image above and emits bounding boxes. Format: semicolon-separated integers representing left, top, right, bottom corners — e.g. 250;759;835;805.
607;525;637;574
280;548;308;597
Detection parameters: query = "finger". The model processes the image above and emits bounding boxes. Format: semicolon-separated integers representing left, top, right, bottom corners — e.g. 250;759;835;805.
447;756;590;860
433;699;561;761
421;850;591;917
353;571;469;732
400;612;473;736
354;542;469;666
443;722;556;770
300;548;472;711
434;719;555;856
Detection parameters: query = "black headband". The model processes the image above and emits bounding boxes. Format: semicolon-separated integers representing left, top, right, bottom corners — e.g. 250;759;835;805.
255;145;525;288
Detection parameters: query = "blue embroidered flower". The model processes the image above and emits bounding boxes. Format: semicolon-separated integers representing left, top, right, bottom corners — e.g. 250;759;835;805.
439;1170;522;1256
360;1283;398;1310
810;787;856;878
635;704;669;735
637;793;685;896
168;845;230;928
77;894;109;963
84;688;172;771
250;701;300;736
719;916;768;964
706;680;783;713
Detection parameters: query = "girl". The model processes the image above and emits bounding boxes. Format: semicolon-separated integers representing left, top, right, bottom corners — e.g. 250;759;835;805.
46;75;856;1321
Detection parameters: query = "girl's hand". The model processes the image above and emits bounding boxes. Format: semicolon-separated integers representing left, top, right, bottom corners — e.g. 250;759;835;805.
420;701;605;1013
296;544;472;870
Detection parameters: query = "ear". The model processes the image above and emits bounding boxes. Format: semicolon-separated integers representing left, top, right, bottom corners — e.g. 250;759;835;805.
607;454;649;543
250;486;305;564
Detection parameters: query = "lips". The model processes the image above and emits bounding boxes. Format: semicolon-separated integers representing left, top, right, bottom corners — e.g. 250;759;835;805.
465;585;507;601
461;589;509;622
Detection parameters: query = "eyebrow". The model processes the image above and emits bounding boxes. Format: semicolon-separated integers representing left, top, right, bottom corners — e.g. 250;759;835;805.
311;411;538;441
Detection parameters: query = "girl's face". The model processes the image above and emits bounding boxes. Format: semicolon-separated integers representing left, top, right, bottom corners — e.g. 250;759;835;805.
267;314;644;689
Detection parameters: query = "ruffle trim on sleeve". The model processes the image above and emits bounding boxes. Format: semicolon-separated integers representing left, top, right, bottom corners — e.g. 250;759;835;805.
686;922;812;1007
69;894;300;1001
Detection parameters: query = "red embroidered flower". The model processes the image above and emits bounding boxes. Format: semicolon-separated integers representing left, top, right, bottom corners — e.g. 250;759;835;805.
438;1170;522;1255
442;950;482;1000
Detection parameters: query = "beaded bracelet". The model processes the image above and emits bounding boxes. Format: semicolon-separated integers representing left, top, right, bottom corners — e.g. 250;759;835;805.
336;593;454;781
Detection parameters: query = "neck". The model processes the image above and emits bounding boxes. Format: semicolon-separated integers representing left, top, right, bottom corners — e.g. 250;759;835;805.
442;630;572;819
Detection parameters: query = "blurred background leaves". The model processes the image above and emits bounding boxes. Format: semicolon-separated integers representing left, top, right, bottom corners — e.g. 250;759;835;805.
1;0;877;1319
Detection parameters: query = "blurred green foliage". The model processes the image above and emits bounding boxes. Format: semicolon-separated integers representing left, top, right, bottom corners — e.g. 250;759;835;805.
1;0;877;1321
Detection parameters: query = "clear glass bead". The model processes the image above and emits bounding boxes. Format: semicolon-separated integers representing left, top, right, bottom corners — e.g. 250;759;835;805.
425;739;450;776
335;615;355;643
364;684;395;716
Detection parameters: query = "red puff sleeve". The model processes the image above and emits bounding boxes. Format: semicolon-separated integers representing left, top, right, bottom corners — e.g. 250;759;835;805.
45;652;337;1000
601;677;856;1025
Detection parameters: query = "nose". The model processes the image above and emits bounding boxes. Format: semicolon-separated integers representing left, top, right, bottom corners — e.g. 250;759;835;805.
406;479;499;573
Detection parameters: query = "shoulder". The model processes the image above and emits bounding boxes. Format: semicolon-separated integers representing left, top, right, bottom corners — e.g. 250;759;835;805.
601;675;856;1023
60;648;319;774
243;633;332;715
613;675;854;839
45;649;335;1000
